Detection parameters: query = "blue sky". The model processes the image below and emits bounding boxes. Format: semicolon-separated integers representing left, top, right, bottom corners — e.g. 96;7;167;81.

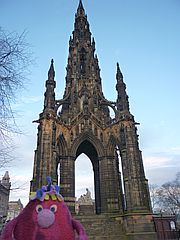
0;0;180;205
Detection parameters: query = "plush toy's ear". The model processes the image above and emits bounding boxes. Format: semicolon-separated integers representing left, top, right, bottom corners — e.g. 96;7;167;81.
46;176;52;191
0;218;17;240
55;185;60;193
72;218;88;240
36;189;44;199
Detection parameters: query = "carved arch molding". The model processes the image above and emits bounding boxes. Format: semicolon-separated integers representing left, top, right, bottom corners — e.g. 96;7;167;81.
56;131;122;214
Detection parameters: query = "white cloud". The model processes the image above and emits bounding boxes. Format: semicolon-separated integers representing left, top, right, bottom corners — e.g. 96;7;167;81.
171;147;180;153
5;137;180;207
144;155;171;169
20;95;42;105
9;174;31;207
11;96;42;112
76;176;94;199
143;147;180;186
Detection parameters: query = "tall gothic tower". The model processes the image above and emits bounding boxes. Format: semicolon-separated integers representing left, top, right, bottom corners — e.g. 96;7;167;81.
31;1;157;239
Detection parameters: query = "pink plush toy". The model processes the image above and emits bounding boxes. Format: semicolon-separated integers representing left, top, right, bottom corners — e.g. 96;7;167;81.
0;177;88;240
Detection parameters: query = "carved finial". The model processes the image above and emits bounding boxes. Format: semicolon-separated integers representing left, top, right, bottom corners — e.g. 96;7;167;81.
77;0;85;16
1;171;10;188
3;171;10;181
48;58;55;80
78;0;83;9
92;37;95;51
116;62;130;111
116;62;123;81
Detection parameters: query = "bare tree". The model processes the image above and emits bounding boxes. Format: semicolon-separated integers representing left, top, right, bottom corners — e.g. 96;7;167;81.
0;27;31;168
149;184;159;211
156;172;180;214
149;172;180;215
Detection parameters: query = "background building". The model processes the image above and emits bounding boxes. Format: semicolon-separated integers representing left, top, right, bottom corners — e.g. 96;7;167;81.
153;214;180;239
7;199;23;221
0;171;11;229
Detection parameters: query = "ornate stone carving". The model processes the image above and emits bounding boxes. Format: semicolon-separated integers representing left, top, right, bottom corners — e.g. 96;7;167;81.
78;188;93;206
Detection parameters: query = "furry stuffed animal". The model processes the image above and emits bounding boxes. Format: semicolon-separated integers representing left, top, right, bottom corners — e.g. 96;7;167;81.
0;177;88;240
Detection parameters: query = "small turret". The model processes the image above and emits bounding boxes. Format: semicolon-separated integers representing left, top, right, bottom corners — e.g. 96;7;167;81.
73;0;91;43
92;37;95;53
116;63;130;112
76;0;85;17
1;171;11;189
116;62;123;81
48;59;55;81
43;59;56;113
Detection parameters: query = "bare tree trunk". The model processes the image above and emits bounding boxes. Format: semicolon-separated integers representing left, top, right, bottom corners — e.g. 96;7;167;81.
0;27;32;168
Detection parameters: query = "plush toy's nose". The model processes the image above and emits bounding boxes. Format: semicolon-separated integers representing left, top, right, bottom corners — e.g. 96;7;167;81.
37;209;55;228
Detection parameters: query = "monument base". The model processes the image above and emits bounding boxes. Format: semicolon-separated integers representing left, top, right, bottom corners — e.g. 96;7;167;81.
75;212;157;240
79;204;94;215
123;212;157;240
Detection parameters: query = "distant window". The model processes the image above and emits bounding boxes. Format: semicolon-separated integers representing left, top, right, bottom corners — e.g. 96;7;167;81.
170;221;176;230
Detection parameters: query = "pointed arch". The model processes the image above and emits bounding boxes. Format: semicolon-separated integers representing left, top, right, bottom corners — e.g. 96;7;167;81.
57;133;68;157
107;135;119;156
70;131;105;158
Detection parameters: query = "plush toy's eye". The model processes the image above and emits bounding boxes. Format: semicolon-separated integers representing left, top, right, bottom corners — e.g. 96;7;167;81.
36;204;43;213
50;204;57;213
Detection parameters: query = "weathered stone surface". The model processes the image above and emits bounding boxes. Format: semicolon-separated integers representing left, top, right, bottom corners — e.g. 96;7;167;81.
75;214;126;240
30;1;157;239
75;214;157;240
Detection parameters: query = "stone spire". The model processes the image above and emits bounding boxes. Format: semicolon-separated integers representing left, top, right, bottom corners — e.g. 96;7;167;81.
116;62;130;112
77;0;85;17
1;171;10;189
43;59;56;112
59;1;107;121
31;3;155;233
48;59;55;81
73;0;91;43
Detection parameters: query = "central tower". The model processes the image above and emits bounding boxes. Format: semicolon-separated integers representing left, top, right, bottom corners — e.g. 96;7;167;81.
31;1;157;238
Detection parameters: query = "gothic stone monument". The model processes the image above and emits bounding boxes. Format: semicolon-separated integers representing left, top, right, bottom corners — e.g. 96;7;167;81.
30;1;157;239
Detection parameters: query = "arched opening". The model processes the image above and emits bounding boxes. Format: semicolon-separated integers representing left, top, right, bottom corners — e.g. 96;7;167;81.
57;105;62;116
108;106;115;119
75;153;94;198
116;145;126;210
57;162;61;186
75;153;94;214
75;140;101;214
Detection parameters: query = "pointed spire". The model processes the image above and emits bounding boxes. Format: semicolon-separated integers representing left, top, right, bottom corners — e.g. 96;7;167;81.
116;62;123;81
48;59;55;80
92;37;95;52
116;63;130;112
3;171;10;181
78;0;83;9
62;0;103;116
77;0;85;17
73;0;91;43
1;171;10;188
43;59;56;112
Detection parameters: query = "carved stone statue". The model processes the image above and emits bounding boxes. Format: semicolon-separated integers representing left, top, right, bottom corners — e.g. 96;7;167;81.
78;188;93;206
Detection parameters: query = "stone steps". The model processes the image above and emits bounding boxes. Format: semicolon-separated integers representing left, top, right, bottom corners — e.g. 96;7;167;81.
75;214;127;240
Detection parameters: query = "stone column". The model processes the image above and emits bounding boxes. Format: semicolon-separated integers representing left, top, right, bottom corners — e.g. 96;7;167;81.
99;156;123;213
60;156;75;213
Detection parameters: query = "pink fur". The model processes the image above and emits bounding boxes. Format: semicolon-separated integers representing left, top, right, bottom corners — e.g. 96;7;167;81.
0;199;88;240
